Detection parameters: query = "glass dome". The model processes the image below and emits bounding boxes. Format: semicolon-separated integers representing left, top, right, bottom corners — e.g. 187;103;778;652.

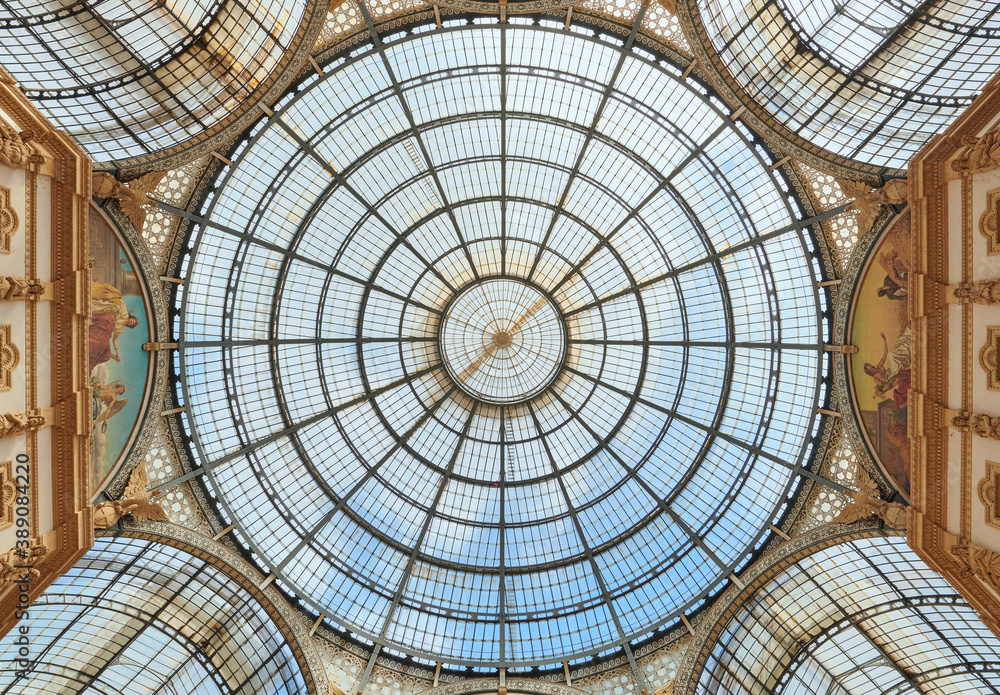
175;19;828;666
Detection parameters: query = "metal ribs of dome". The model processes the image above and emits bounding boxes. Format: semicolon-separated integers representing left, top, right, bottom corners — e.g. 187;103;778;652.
173;10;831;668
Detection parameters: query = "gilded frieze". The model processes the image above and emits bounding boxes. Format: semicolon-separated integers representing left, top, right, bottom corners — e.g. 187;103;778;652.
0;184;16;253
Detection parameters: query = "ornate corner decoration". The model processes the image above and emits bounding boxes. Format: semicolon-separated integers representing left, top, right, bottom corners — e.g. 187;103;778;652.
951;411;1000;440
93;460;169;529
0;122;43;171
92;171;165;235
982;326;1000;390
980;188;1000;255
954;127;1000;175
0;460;14;530
0;324;19;391
836;177;907;238
979;461;1000;530
0;185;17;253
951;540;1000;596
835;462;908;529
0;544;47;592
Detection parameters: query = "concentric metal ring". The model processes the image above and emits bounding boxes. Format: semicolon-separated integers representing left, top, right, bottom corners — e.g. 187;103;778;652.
439;278;567;404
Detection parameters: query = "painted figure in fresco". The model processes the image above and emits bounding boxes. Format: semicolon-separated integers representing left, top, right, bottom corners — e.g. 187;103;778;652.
864;327;912;408
878;249;908;290
88;281;139;368
92;379;129;433
876;274;907;301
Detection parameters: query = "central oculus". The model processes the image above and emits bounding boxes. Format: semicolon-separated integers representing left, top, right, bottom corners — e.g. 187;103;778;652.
439;278;567;404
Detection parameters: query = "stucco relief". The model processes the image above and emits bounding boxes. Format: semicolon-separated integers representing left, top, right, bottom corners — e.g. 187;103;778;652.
0;324;18;391
0;185;16;254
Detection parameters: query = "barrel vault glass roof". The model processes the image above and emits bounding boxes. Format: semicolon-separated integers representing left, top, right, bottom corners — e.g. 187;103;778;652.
697;535;1000;695
0;537;307;695
173;16;830;667
693;0;1000;170
0;0;308;165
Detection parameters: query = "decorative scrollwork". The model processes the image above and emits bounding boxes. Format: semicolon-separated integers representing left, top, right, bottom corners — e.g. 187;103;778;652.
981;326;1000;391
0;324;18;391
979;461;1000;530
0;185;16;253
981;188;1000;255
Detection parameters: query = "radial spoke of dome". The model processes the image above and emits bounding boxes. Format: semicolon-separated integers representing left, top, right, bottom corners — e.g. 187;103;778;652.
562;205;852;320
273;384;460;574
266;117;461;296
155;198;445;316
156;364;443;491
358;2;480;281
569;338;822;349
501;21;509;277
525;402;652;693
546;387;735;578
562;364;847;493
499;407;509;667
355;402;477;693
549;120;730;296
526;4;648;284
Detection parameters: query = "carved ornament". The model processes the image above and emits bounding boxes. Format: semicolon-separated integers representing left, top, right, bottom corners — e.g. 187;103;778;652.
955;279;1000;304
0;325;18;391
982;326;1000;391
834;463;908;529
835;177;907;238
0;276;45;301
0;460;13;530
0;410;45;439
953;125;1000;173
0;122;42;171
0;185;16;254
952;412;1000;440
981;188;1000;255
980;461;1000;530
92;171;165;234
94;460;169;529
951;540;1000;596
0;544;47;592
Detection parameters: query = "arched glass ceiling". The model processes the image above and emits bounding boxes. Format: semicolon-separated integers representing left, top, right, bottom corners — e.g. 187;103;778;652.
696;536;1000;694
0;0;312;165
690;0;1000;170
0;536;308;694
175;19;827;666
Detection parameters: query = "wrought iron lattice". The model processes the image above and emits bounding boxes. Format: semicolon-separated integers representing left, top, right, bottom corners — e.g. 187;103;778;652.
689;0;1000;170
172;16;832;668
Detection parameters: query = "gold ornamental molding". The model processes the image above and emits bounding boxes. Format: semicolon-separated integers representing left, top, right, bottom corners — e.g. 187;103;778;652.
980;461;1000;531
0;184;16;253
909;69;1000;640
982;326;1000;390
0;324;18;391
0;460;13;530
981;188;1000;255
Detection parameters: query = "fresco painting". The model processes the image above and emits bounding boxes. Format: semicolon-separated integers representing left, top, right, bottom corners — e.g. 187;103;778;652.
850;211;911;496
88;206;152;496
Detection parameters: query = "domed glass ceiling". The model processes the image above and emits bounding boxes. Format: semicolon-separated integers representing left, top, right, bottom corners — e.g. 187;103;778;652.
176;18;827;666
